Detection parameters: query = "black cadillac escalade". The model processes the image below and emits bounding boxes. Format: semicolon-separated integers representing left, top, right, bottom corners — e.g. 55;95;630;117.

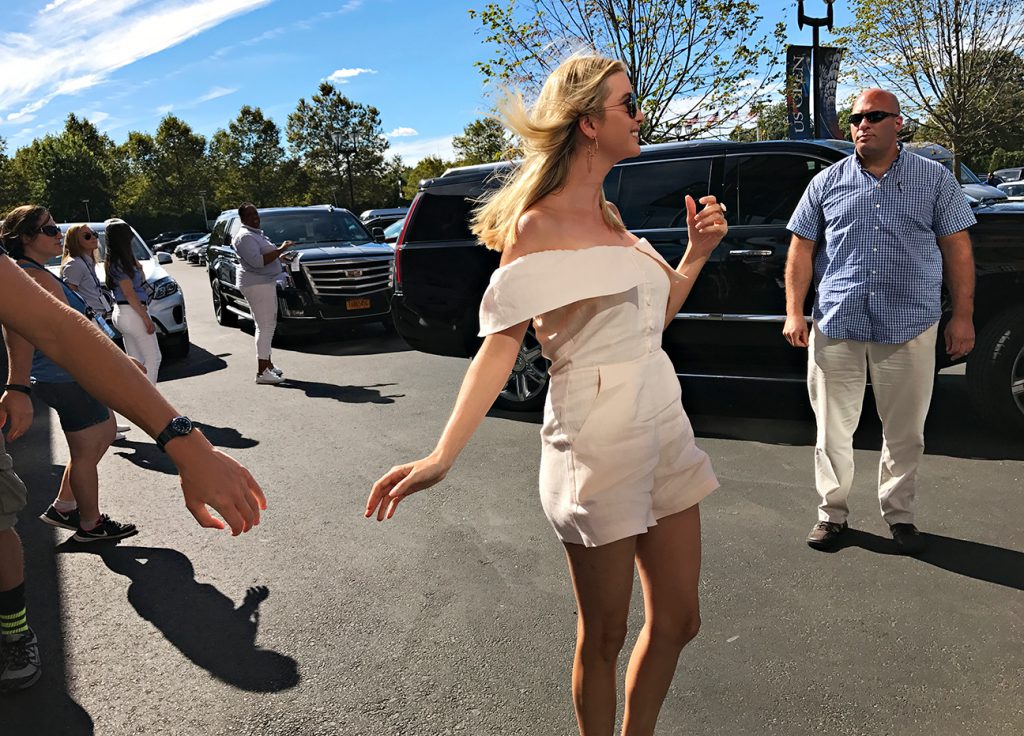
207;205;394;333
391;140;1024;430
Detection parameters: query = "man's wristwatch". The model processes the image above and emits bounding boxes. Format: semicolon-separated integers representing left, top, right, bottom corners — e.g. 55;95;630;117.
156;416;194;451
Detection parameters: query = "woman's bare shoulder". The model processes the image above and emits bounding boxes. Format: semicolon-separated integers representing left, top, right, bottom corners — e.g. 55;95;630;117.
502;208;561;266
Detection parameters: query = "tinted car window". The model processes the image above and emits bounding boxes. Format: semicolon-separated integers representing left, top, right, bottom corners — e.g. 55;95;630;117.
725;154;829;226
406;193;477;242
606;158;713;229
259;211;371;248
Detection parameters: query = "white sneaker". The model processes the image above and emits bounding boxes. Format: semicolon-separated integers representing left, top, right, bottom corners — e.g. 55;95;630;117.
116;424;131;433
269;366;284;377
113;432;127;442
255;368;285;385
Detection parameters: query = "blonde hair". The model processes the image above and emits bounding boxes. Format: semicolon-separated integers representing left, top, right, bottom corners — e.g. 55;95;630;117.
471;54;628;252
61;224;91;267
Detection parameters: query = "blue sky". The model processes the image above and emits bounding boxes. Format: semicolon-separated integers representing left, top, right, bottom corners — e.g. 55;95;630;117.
0;0;856;164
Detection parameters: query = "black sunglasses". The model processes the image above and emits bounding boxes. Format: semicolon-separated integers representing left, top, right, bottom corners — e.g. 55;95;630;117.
36;224;61;237
604;91;639;120
849;110;899;126
83;231;97;240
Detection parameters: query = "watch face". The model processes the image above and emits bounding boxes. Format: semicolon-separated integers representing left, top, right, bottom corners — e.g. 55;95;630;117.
170;416;193;435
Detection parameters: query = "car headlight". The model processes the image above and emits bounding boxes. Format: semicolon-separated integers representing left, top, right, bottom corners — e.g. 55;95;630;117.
151;277;179;300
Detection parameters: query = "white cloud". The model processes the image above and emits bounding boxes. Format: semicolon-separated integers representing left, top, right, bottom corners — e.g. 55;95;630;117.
156;104;174;114
326;68;376;84
7;111;37;124
85;111;110;125
197;86;237;103
388;127;418;138
388;135;456;166
0;0;271;123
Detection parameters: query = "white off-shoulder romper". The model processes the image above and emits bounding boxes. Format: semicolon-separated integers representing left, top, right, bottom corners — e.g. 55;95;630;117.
478;238;719;547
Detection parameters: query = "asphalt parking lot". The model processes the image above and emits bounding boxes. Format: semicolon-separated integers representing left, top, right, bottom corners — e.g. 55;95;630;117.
2;260;1022;735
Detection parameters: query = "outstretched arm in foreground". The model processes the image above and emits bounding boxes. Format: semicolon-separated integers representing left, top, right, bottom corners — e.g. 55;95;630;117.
0;257;266;534
366;322;527;521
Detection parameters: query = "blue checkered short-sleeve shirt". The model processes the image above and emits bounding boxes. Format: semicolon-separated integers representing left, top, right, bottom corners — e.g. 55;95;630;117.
787;144;976;344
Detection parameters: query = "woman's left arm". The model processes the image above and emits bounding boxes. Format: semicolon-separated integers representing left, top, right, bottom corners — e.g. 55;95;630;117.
119;266;154;333
664;195;728;327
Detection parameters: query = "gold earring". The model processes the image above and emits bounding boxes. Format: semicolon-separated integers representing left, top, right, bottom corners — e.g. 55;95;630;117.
587;138;597;173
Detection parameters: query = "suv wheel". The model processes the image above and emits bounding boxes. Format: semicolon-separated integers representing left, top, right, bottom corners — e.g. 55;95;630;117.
493;327;549;411
967;306;1024;431
211;280;238;327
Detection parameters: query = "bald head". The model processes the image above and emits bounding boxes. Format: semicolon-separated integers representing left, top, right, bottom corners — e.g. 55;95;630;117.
850;88;903;166
854;88;900;115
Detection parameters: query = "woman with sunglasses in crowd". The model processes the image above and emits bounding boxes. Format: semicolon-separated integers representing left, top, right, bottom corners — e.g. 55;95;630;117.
61;224;131;441
367;54;727;735
105;219;161;385
0;205;137;541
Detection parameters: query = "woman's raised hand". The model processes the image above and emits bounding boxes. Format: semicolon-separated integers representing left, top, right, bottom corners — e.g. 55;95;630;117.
366;454;450;521
685;195;729;257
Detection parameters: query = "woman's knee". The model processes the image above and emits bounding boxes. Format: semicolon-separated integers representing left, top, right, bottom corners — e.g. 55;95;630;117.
648;613;701;650
66;419;114;459
578;620;629;662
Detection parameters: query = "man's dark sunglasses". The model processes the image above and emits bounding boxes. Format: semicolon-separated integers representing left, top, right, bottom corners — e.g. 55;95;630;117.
604;91;639;120
849;110;899;126
36;224;61;237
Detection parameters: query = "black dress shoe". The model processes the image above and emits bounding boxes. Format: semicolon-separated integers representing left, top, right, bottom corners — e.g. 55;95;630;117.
806;521;848;551
890;523;926;555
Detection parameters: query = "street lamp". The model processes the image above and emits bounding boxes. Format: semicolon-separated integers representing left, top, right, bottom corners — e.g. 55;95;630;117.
198;190;209;229
82;198;91;221
397;177;405;203
331;129;358;212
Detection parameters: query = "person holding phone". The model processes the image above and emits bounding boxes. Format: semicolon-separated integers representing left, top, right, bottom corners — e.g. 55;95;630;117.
105;219;161;385
232;203;294;385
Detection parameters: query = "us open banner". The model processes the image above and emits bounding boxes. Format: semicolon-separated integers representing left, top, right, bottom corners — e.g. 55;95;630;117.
786;45;812;140
814;46;845;140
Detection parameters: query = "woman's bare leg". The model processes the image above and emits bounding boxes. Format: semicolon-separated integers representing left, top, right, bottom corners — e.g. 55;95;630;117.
61;416;115;523
563;535;637;736
621;505;702;736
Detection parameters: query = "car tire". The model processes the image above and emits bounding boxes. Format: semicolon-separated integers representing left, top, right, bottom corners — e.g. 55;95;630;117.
966;305;1024;431
161;329;191;361
211;279;239;327
493;327;549;412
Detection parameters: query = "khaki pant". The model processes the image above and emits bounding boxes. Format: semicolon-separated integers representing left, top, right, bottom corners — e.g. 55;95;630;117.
808;322;938;525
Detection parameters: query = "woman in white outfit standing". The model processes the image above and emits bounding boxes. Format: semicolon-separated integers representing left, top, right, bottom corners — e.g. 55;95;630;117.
105;219;161;384
232;203;294;385
366;55;728;736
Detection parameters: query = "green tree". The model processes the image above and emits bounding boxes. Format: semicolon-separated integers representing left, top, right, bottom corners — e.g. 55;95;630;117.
836;0;1024;176
469;0;786;142
728;100;788;142
453;117;510;165
401;156;452;199
151;116;209;217
0;137;31;213
286;82;395;212
210;106;288;207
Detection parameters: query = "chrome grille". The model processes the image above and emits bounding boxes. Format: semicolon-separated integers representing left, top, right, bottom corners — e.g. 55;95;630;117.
300;256;393;297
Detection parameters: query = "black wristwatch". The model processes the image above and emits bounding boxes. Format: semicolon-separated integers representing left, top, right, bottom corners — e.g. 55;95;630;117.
156;416;194;451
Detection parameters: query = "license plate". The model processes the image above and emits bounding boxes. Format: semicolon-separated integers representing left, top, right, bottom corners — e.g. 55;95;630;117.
346;298;371;310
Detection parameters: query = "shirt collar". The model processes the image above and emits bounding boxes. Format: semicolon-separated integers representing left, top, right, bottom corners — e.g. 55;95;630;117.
240;223;264;235
854;141;904;177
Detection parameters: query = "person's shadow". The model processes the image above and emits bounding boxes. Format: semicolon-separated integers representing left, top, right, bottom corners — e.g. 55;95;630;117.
832;529;1024;591
57;544;299;692
276;379;403;404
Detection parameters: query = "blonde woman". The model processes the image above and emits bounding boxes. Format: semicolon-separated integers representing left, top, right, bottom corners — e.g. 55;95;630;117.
61;224;131;440
367;55;727;735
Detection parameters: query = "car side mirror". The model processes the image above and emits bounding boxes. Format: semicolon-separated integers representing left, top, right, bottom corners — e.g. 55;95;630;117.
372;227;386;243
157;252;173;264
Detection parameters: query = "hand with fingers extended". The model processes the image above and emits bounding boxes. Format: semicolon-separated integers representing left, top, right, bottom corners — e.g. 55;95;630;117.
169;437;268;536
366;453;451;521
685;195;729;258
0;390;34;442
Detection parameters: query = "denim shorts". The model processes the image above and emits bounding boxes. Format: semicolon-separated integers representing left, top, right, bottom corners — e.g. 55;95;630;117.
0;434;27;531
32;381;111;433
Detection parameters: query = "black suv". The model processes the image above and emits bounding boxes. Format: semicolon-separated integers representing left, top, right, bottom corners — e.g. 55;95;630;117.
207;205;395;333
391;140;1024;429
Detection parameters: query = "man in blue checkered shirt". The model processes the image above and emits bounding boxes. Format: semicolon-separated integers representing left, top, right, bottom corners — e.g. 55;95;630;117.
784;89;976;555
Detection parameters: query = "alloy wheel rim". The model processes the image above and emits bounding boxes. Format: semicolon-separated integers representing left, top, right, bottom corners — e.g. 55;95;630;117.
500;332;548;403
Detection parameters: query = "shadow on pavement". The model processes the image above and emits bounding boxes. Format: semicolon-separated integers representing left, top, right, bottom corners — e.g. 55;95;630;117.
275;379;404;404
111;422;259;475
834;528;1024;591
56;544;300;692
2;402;94;733
157;345;230;383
